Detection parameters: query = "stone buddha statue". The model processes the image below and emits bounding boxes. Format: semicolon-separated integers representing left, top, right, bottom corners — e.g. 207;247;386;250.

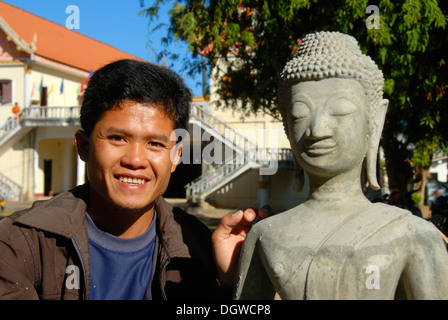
234;31;448;300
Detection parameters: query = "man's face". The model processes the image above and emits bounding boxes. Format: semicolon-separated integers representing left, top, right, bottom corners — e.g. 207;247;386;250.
77;100;180;214
287;78;368;177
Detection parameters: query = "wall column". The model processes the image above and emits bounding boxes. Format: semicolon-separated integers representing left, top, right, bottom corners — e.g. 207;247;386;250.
257;173;269;209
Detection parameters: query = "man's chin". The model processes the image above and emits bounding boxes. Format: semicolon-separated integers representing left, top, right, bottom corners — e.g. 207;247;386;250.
111;201;155;216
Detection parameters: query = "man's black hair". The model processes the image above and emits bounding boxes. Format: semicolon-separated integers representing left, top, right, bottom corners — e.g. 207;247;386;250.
80;59;192;135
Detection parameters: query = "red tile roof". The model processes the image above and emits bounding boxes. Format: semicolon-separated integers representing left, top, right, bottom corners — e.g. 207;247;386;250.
0;1;144;72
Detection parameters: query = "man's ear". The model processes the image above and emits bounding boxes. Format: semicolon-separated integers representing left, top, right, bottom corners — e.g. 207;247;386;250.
366;99;388;190
74;130;89;162
170;143;183;173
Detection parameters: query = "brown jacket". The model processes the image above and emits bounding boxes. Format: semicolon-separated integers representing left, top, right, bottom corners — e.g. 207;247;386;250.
0;184;229;300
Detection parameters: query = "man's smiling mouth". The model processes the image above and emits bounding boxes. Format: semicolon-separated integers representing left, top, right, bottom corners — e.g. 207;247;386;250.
118;176;148;185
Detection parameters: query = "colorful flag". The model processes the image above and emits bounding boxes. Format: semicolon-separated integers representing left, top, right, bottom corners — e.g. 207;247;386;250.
80;78;85;94
60;77;64;94
31;82;35;98
87;69;93;85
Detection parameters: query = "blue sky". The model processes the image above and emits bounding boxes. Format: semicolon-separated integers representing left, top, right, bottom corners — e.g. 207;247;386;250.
2;0;203;95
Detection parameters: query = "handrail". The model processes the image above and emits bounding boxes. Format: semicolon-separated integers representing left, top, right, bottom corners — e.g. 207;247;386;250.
0;171;22;201
185;148;293;201
0;114;21;143
0;103;292;203
0;106;81;144
0;106;80;201
186;102;294;202
190;102;258;155
21;106;81;120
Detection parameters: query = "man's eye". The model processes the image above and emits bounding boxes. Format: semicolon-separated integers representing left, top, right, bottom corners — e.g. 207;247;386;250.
148;142;165;150
108;135;126;143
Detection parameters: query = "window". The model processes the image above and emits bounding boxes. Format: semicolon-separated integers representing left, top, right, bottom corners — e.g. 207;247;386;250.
0;80;12;104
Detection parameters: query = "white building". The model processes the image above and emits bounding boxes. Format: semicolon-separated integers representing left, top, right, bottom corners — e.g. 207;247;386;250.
0;1;307;213
0;1;143;200
178;55;307;212
431;154;448;183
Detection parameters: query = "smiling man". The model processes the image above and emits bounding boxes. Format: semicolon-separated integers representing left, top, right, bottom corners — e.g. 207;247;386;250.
76;100;179;239
0;59;262;300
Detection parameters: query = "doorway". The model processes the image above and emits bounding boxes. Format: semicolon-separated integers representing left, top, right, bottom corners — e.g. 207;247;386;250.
44;159;52;196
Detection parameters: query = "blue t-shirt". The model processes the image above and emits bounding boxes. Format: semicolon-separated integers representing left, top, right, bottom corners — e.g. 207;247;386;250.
85;212;157;300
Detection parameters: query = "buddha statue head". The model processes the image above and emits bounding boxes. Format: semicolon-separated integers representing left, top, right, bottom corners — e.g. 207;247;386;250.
278;31;389;193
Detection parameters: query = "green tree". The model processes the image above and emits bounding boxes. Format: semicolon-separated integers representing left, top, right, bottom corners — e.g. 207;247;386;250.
140;0;448;198
412;136;448;207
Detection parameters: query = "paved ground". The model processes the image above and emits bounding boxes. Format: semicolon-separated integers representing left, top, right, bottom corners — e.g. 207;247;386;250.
163;198;239;230
1;197;432;231
0;197;238;230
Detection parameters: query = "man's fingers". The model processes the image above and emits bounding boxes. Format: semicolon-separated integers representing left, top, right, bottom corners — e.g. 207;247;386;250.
215;206;274;239
258;205;273;219
231;206;274;228
240;209;256;227
217;210;244;232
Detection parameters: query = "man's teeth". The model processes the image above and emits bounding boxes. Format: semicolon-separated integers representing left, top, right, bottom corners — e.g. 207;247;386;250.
119;177;146;185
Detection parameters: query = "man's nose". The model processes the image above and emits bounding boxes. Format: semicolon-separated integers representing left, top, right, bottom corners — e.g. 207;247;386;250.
121;143;149;169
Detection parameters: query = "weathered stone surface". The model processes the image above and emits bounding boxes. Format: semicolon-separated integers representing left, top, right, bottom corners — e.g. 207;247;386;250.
234;31;448;300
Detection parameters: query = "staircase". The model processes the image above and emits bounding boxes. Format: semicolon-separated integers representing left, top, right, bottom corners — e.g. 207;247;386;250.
186;102;293;203
0;102;292;203
0;171;22;201
0;106;81;200
0;106;80;153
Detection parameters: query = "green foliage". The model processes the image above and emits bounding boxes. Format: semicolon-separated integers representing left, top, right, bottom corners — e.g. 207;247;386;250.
140;0;446;113
412;136;448;168
140;0;448;190
411;192;423;205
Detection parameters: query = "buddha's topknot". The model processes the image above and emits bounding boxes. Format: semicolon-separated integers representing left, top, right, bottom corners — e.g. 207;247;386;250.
278;31;384;117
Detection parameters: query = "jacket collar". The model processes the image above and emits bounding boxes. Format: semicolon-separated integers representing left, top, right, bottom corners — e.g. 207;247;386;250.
13;184;89;239
12;183;191;259
154;197;192;259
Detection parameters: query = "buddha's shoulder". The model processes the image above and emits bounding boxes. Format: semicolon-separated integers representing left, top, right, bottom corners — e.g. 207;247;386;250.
362;202;440;239
253;202;436;235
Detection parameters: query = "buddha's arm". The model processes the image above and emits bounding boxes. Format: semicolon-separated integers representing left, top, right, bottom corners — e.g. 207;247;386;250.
402;223;448;299
233;226;276;300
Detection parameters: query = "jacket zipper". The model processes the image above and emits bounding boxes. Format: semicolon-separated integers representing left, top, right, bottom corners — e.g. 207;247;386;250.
159;254;169;300
70;237;88;299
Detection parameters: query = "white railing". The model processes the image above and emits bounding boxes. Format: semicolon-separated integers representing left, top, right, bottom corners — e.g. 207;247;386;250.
0;171;22;201
21;106;81;120
190;102;258;155
0;106;80;201
0;106;81;145
0;114;21;144
185;148;293;202
186;102;294;202
186;162;249;201
0;103;292;203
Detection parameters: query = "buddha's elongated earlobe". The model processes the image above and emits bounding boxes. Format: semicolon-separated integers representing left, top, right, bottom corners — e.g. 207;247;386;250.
366;148;380;190
366;99;388;190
